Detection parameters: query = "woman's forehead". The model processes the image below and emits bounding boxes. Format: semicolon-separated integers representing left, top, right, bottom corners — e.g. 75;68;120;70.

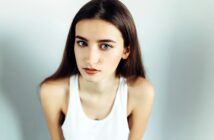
75;19;123;42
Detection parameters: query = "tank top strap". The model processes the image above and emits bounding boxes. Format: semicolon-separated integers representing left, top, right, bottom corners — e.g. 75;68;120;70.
118;76;129;117
62;74;78;127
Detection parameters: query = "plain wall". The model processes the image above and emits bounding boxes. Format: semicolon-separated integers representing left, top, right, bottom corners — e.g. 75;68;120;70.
0;0;213;140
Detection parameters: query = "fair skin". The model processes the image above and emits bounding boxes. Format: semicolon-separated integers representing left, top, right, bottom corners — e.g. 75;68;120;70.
40;19;155;140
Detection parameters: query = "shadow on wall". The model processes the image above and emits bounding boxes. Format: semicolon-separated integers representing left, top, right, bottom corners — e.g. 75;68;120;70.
161;23;209;140
0;33;49;140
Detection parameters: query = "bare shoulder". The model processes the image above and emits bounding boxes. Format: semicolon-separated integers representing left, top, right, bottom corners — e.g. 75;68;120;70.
39;77;69;113
127;76;155;115
126;76;155;139
39;78;69;139
127;76;155;98
40;77;69;100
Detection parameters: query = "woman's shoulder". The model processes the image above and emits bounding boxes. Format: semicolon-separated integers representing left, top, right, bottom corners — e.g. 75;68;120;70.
39;77;70;111
126;76;155;95
126;76;155;114
40;77;69;96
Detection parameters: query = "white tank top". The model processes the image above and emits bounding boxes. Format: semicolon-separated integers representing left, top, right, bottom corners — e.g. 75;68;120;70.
61;74;130;140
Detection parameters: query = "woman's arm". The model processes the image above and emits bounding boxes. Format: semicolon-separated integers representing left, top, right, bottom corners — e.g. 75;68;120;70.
128;78;155;140
39;82;66;140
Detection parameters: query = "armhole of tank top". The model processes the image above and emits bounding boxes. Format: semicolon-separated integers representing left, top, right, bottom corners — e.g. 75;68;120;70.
61;75;73;129
124;78;130;132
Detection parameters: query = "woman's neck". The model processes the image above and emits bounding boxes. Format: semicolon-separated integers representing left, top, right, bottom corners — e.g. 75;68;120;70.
78;74;120;97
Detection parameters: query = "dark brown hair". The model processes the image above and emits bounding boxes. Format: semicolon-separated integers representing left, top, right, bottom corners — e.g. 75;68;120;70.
39;0;146;86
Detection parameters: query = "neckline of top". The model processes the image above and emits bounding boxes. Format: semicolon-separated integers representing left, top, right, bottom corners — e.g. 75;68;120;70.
75;74;123;124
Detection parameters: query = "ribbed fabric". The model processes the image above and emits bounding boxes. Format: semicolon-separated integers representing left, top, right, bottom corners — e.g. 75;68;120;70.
61;74;130;140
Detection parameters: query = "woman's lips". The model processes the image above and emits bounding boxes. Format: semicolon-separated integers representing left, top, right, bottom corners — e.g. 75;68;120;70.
83;68;99;75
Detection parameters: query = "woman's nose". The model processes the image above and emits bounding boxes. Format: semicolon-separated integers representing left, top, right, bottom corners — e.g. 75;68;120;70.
85;46;100;65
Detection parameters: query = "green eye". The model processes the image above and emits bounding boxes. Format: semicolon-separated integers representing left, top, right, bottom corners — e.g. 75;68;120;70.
100;43;112;50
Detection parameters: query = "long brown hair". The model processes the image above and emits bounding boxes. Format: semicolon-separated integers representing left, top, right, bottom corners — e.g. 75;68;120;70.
39;0;146;86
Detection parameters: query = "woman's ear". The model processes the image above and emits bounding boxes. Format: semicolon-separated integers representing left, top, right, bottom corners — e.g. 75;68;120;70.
122;46;130;59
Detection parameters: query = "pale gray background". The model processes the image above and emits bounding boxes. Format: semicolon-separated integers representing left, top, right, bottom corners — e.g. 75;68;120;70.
0;0;214;140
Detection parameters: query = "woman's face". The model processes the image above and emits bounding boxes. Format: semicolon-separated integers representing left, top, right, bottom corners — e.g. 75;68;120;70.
74;19;130;82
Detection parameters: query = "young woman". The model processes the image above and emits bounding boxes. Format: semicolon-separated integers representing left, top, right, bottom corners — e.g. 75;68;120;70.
39;0;155;140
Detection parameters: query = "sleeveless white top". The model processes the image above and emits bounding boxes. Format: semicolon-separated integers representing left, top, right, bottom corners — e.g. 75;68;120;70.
61;74;130;140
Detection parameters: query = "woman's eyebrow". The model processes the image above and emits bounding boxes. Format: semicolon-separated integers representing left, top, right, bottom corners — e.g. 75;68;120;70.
75;35;88;41
98;39;116;43
75;35;116;43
